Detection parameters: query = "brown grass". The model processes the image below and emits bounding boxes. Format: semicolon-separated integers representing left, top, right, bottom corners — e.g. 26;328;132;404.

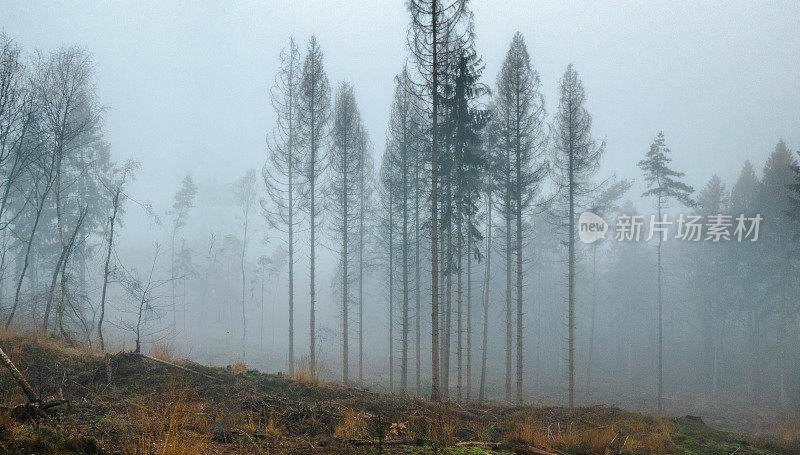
119;377;211;455
508;412;673;454
780;416;800;443
294;356;320;387
425;405;455;447
333;409;368;440
231;362;248;376
151;342;174;362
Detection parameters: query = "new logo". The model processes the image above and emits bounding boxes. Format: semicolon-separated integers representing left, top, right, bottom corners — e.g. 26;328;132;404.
578;211;607;244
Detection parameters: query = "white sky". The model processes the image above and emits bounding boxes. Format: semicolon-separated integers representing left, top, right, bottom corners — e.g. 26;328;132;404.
2;0;799;235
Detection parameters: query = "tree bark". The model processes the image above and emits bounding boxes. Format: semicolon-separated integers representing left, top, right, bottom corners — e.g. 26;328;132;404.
428;0;441;401
99;188;120;351
479;192;492;403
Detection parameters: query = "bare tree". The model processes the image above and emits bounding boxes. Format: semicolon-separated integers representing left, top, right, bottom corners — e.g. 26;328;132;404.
550;64;605;408
386;68;422;394
28;47;100;333
98;160;140;350
115;243;171;354
328;82;364;384
0;35;36;234
263;37;303;377
356;123;375;385
491;32;547;403
297;35;331;375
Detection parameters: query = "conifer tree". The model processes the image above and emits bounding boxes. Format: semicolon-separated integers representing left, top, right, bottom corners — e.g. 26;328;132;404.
298;35;331;375
637;131;694;411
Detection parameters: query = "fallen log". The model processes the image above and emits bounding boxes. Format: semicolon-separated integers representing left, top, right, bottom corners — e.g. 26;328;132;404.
0;344;37;403
139;353;222;382
513;445;558;455
0;344;69;420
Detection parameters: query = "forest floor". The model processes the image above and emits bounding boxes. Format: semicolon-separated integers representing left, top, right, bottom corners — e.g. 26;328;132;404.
0;333;797;454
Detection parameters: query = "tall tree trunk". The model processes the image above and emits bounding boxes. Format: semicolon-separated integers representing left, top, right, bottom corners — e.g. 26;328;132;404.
505;189;513;402
428;0;441;401
358;163;365;385
444;186;453;400
389;197;394;393
55;208;87;340
171;228;177;335
6;187;50;331
515;189;523;404
415;158;422;396
288;159;295;377
241;217;248;359
43;240;68;332
341;157;349;384
457;217;463;401
568;141;576;409
586;243;597;396
656;199;663;412
479;192;492;402
466;221;472;400
401;157;409;395
98;185;117;350
310;150;317;375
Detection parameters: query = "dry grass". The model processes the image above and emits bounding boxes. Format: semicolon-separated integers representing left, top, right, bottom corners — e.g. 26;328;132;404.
231;362;248;376
780;416;800;443
425;405;455;447
333;409;368;440
119;377;212;455
242;412;283;442
294;356;320;387
151;342;174;362
508;412;674;454
0;325;19;341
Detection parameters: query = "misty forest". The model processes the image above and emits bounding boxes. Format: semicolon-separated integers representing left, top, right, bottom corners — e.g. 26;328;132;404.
0;1;799;454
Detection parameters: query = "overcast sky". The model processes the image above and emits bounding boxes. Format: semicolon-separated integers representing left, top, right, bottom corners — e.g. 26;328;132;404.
2;0;799;235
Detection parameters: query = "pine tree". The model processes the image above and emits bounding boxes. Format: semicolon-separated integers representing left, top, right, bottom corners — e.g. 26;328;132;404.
263;37;304;377
356;120;375;386
168;175;197;336
407;0;473;401
328;82;365;384
551;65;604;408
637;131;694;411
757;140;797;405
386;68;423;395
584;179;631;396
297;35;331;375
443;44;488;400
491;32;547;403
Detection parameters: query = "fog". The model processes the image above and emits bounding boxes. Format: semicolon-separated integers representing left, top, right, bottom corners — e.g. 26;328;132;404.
1;0;799;429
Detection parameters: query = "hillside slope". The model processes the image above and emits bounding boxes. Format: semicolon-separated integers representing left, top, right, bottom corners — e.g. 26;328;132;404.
0;334;795;454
